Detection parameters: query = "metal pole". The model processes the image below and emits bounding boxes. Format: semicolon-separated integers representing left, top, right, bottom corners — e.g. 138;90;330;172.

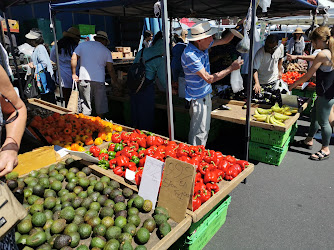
50;12;64;107
245;0;257;162
161;0;175;141
3;12;24;99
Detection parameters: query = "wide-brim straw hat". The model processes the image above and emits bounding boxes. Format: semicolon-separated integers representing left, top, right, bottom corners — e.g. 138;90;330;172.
63;27;82;40
94;31;110;45
187;21;216;41
293;27;304;34
25;30;42;40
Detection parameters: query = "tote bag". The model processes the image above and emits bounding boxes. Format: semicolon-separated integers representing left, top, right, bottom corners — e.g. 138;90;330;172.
0;181;28;239
67;80;79;113
23;68;40;99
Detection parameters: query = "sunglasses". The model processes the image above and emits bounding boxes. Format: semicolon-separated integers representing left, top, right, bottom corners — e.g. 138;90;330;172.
0;93;19;126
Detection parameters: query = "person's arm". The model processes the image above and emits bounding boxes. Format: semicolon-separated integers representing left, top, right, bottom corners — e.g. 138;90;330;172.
278;58;283;79
289;52;326;90
71;53;79;82
287;53;316;61
253;70;261;93
106;62;119;87
196;59;243;84
0;66;27;176
212;31;234;47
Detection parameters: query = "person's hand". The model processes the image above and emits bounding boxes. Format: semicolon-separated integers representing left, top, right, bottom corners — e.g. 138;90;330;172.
253;83;261;94
286;53;297;61
0;148;18;177
278;71;283;79
230;59;244;71
72;74;79;82
288;85;294;91
28;62;34;69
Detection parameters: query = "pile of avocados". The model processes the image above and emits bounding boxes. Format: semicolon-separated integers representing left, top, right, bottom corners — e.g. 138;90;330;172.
7;157;172;250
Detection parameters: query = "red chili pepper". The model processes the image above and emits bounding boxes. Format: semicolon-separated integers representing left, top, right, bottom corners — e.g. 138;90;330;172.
89;145;100;157
236;160;249;171
98;153;109;161
199;188;211;203
115;155;129;167
112;133;122;143
225;155;237;164
135;169;143;186
206;183;219;194
113;166;124;177
192;195;202;211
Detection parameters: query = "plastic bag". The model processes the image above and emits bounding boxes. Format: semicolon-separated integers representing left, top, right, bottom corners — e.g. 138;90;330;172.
236;30;250;53
230;57;244;93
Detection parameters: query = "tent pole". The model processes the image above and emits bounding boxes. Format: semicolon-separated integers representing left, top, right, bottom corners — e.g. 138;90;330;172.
50;12;64;107
3;12;24;99
161;0;175;141
245;0;256;163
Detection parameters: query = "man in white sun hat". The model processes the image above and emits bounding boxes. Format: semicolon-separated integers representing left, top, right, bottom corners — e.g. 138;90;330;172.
181;21;244;146
71;31;119;117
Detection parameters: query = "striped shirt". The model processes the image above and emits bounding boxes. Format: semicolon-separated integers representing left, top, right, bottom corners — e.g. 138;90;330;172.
181;42;213;100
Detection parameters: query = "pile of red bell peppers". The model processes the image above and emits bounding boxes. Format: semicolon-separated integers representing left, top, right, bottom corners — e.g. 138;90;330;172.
89;129;249;211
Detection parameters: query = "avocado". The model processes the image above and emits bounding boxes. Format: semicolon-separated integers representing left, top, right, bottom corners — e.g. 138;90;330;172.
104;239;120;250
65;157;75;165
119;240;133;250
64;223;78;234
17;234;29;245
29;170;39;178
73;186;83;195
105;226;122;240
97;194;108;206
114;202;126;213
26;231;47;247
75;207;87;217
153;214;168;226
143;218;156;233
78;223;92;239
36;243;52;250
60;207;75;222
101;216;114;228
76;244;89;250
72;215;84;225
158;222;171;238
122;188;133;198
100;207;114;219
89;201;101;211
44;210;53;220
133;196;144;210
50;219;66;234
103;186;114;196
104;199;115;208
84;209;98;222
44;197;57;210
93;224;107;237
90;191;101;202
55;162;66;171
142;200;152;212
59;168;68;176
109;180;120;189
27;194;40;205
43;219;53;230
53;211;61;220
114;195;125;203
7;179;18;190
32;212;47;227
122;223;136;237
127;214;141;227
67;231;80;248
135;246;147;250
135;227;150;244
30;203;44;214
110;189;122;200
90;236;107;249
65;182;76;192
81;197;93;209
87;216;101;228
39;178;50;189
6;171;19;180
82;166;92;176
53;234;72;249
118;232;132;244
44;189;57;198
54;174;64;182
76;171;86;178
115;210;128;219
50;180;62;192
154;206;169;218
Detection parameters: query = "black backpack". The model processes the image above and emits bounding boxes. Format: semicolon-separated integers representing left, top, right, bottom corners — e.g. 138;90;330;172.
126;48;162;93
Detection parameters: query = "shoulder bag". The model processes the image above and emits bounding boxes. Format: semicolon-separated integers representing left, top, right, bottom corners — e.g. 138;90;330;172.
67;80;79;113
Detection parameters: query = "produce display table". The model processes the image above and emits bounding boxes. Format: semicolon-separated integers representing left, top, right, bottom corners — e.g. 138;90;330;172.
27;98;73;114
211;99;309;132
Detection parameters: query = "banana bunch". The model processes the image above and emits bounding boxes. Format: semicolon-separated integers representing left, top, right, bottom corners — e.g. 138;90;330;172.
271;103;298;115
253;113;287;126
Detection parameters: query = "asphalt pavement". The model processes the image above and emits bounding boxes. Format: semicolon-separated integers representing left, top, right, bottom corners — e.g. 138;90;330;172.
205;117;334;250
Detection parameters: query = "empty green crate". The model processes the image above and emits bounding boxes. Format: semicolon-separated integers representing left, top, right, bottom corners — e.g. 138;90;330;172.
250;122;297;147
171;196;231;250
249;136;291;166
292;89;317;116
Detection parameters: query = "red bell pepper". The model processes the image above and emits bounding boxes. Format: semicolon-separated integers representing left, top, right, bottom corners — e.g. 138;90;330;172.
145;147;155;157
192;195;202;211
165;146;176;158
176;148;189;158
108;143;115;152
218;159;230;173
178;156;191;163
135;169;143;186
128;141;139;151
196;145;205;156
189;146;199;157
203;170;219;183
137;136;147;148
225;155;237;164
113;166;124;177
195;172;203;184
203;150;217;164
206;183;219;194
199;188;211;203
121;132;131;141
216;152;224;165
194;181;206;195
126;162;137;172
115;155;129;167
189;155;201;167
98;153;109;161
89;145;100;157
112;133;122;143
236;160;249;171
167;140;178;149
146;135;157;147
109;158;117;169
152;152;164;162
138;149;146;159
198;162;212;175
155;136;164;146
139;156;147;168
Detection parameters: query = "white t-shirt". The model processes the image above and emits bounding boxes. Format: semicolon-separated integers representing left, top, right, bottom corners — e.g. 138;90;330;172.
74;41;113;83
253;44;284;85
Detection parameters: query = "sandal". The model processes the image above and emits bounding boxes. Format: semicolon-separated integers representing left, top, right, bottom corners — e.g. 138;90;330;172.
309;150;330;161
292;140;313;150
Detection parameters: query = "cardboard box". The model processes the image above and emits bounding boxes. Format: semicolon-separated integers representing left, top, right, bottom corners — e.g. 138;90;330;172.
1;19;19;33
115;46;131;53
123;52;133;58
111;52;123;59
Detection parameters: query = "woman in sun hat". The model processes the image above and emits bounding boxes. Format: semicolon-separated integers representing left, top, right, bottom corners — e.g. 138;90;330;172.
287;27;305;56
26;28;56;104
50;27;81;106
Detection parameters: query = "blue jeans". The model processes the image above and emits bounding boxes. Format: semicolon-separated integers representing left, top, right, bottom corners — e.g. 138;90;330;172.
130;83;155;131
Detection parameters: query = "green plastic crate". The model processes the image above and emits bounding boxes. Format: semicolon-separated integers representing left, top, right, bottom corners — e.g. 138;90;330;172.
251;124;294;147
171;196;231;250
249;136;292;166
74;24;95;35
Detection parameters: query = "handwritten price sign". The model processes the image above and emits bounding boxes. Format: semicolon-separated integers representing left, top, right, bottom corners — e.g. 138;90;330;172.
158;157;196;223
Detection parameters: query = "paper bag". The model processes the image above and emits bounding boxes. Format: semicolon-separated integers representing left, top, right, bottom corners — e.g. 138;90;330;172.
67;80;79;113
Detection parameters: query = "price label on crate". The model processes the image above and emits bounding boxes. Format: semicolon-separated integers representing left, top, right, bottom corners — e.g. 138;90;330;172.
158;157;196;223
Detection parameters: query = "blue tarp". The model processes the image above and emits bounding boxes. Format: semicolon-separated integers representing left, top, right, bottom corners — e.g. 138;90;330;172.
50;0;319;18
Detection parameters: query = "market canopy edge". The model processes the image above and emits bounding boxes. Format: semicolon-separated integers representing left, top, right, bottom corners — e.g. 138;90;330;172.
50;0;321;18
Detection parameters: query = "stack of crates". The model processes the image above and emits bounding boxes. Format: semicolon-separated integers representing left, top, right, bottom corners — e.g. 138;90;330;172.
249;123;298;166
171;196;231;250
292;88;317;116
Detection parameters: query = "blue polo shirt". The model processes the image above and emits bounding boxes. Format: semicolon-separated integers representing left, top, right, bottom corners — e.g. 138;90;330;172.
181;42;213;100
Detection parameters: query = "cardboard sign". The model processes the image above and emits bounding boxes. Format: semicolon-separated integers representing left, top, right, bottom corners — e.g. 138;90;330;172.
64;149;99;163
138;156;164;208
1;19;19;33
158;157;196;223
